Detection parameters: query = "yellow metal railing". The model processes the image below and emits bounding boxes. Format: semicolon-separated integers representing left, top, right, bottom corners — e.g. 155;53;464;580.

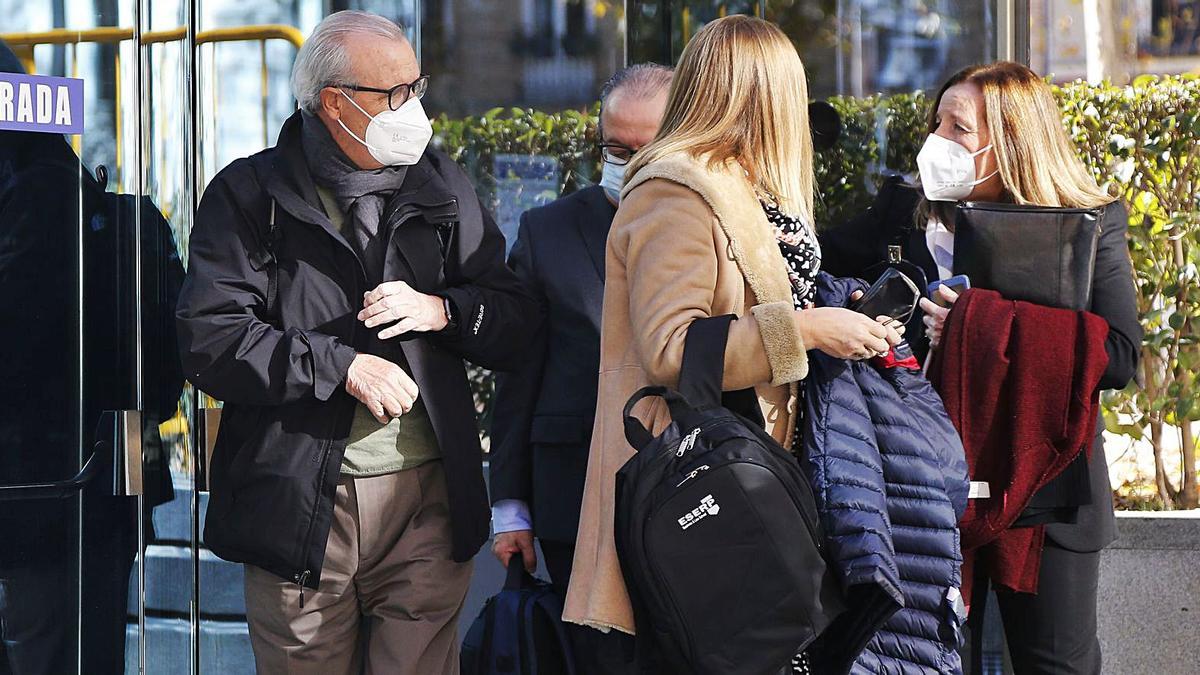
0;25;304;170
0;24;304;72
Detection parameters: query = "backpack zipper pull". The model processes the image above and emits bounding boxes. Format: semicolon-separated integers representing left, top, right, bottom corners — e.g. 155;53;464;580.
677;428;701;457
295;570;311;609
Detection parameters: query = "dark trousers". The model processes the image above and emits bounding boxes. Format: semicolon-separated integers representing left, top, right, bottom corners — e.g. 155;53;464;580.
540;540;638;675
969;540;1102;675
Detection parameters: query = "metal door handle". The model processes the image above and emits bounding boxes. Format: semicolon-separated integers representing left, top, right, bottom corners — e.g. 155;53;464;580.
0;409;142;500
195;407;221;492
0;450;105;501
107;409;143;497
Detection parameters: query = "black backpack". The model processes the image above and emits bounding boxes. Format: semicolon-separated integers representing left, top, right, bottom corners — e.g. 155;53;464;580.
614;315;844;675
461;559;576;675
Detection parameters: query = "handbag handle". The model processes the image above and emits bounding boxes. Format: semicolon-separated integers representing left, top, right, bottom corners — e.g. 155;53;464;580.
504;556;531;591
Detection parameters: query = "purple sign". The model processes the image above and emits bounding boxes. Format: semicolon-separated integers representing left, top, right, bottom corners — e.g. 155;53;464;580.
0;72;84;135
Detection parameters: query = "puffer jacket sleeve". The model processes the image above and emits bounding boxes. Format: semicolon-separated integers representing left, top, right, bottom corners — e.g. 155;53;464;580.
176;164;358;406
613;178;804;391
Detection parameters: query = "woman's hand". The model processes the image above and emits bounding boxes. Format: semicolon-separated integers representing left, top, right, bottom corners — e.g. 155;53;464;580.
917;285;960;348
797;306;904;361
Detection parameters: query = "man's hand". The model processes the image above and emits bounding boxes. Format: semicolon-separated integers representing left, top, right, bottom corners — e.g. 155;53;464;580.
345;354;420;423
359;281;449;339
492;529;536;573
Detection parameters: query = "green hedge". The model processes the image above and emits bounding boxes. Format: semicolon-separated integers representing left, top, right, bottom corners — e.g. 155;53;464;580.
435;76;1200;508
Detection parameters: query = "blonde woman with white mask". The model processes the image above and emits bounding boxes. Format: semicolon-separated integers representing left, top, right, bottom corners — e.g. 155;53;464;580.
563;14;902;642
821;62;1141;674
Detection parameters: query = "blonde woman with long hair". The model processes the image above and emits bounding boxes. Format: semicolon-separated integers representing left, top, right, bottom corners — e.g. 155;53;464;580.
822;62;1141;674
563;13;901;664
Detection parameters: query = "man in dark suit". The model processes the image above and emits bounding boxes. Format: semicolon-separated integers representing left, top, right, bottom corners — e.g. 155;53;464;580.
488;64;671;673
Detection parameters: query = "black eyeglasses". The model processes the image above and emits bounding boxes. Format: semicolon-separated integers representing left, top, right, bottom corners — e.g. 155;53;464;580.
600;143;637;166
335;74;430;110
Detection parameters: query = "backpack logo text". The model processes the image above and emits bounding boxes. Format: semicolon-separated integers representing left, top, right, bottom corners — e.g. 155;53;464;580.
677;494;720;530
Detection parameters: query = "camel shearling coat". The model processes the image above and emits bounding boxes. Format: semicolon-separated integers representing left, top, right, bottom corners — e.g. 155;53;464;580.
562;152;810;634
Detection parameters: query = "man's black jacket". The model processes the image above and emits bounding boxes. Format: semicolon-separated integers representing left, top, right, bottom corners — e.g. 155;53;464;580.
488;186;614;543
177;112;537;588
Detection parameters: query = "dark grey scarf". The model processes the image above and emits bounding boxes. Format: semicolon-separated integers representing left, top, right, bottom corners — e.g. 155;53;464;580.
300;110;407;286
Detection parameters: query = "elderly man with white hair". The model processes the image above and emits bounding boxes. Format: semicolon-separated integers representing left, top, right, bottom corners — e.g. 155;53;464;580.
176;11;537;673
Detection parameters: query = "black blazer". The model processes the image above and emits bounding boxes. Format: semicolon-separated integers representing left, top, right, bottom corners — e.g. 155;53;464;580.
820;179;1142;552
489;186;616;544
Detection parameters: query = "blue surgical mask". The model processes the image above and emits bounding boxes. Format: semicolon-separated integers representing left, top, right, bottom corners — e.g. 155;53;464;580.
600;160;627;204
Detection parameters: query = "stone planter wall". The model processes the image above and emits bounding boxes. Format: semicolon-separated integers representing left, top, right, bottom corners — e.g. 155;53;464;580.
1098;511;1200;674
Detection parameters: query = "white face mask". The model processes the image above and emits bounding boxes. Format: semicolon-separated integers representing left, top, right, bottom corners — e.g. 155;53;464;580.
600;159;627;204
338;90;433;166
916;133;998;202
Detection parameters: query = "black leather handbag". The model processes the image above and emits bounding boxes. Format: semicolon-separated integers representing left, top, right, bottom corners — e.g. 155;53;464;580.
952;202;1105;310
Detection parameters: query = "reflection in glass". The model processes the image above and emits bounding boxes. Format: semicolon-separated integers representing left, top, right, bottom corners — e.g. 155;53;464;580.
420;0;625;116
0;33;140;674
627;0;998;99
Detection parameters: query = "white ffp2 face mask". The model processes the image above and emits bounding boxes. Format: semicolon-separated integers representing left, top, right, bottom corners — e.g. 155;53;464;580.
600;159;627;203
338;90;433;166
916;133;998;202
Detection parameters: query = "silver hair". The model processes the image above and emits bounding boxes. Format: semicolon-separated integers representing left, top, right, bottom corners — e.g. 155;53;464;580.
291;10;409;114
598;63;673;133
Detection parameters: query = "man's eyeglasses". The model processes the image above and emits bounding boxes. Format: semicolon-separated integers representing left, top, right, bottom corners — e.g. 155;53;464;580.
336;75;430;111
600;143;637;166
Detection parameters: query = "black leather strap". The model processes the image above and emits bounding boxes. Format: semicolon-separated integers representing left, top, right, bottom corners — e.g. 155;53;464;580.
677;315;736;410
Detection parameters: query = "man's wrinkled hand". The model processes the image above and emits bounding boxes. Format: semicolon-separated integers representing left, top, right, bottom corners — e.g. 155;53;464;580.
345;354;419;423
359;281;449;338
492;529;536;573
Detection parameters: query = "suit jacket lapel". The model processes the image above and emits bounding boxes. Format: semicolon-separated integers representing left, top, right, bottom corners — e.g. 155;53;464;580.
574;186;616;283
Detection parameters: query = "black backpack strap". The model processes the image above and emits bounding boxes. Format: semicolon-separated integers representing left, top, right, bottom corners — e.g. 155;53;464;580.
677;315;736;410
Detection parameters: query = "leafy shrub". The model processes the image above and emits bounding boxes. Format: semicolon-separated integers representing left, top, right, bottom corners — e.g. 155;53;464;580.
1061;75;1200;509
435;77;1200;508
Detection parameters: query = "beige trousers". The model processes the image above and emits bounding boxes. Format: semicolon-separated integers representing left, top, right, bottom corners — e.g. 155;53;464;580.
243;461;473;675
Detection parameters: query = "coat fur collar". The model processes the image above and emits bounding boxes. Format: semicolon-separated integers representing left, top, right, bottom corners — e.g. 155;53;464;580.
623;152;808;385
623;153;795;311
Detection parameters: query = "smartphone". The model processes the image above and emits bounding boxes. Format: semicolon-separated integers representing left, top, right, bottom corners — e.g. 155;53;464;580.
927;275;971;308
852;267;920;322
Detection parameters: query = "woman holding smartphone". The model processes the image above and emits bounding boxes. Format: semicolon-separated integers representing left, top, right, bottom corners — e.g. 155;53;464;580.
562;14;902;663
822;62;1141;674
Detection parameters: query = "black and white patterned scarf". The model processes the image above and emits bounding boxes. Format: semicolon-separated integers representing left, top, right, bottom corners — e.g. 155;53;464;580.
763;201;822;310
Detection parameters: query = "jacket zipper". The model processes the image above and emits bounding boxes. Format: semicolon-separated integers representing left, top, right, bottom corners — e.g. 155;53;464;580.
294;569;311;608
295;434;335;608
291;253;366;607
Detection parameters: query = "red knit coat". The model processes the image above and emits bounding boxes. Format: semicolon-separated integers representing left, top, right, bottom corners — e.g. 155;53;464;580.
928;289;1109;603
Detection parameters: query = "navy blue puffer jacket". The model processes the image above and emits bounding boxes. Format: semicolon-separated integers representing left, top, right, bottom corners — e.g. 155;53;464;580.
804;274;969;675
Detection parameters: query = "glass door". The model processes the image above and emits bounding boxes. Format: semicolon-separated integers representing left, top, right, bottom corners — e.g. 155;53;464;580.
0;1;145;673
137;0;195;671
